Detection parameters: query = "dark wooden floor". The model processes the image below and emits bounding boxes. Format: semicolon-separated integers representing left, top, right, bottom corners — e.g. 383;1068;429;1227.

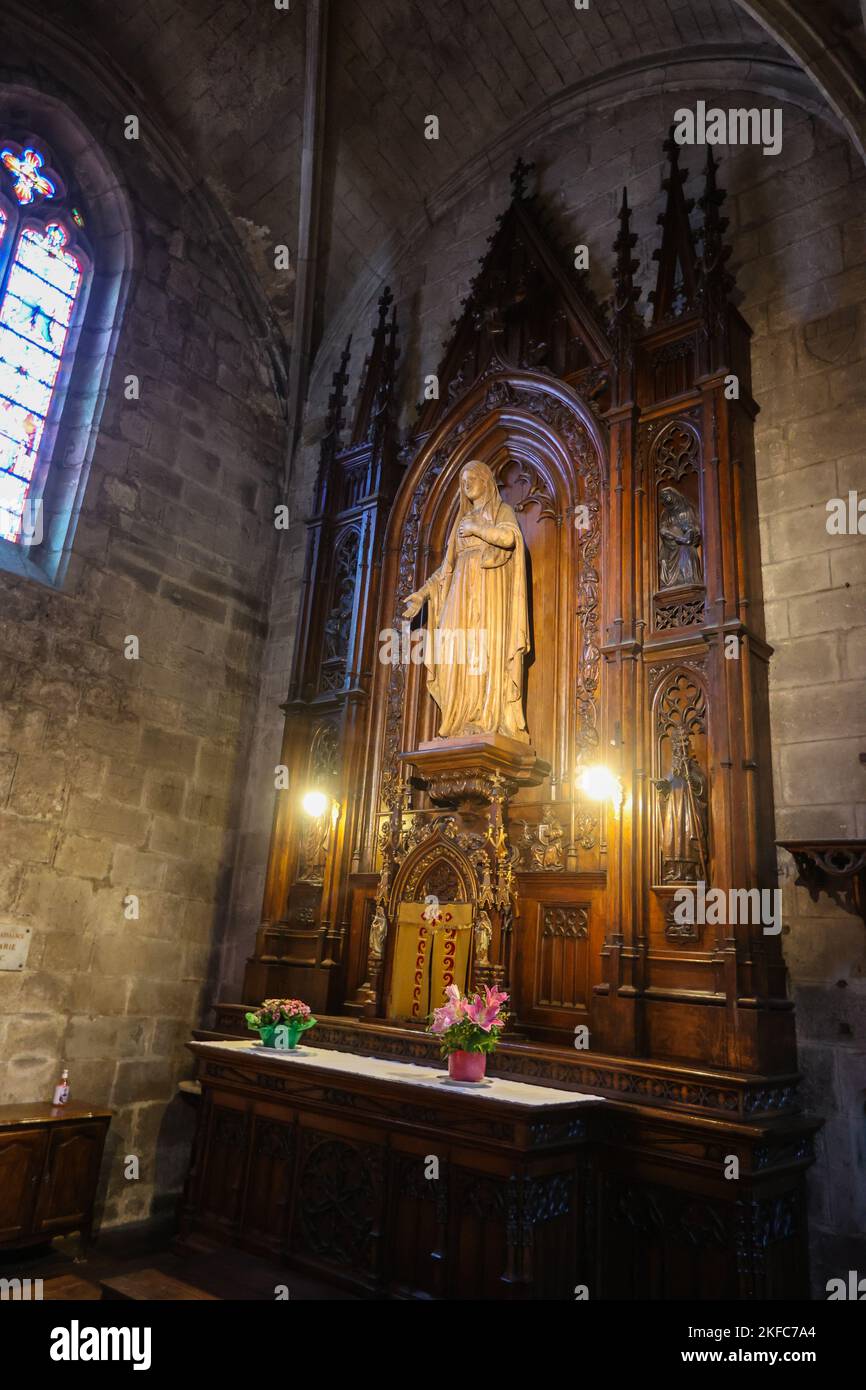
2;1226;358;1301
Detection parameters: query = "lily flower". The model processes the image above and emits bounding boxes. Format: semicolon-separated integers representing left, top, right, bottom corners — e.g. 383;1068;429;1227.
465;986;509;1032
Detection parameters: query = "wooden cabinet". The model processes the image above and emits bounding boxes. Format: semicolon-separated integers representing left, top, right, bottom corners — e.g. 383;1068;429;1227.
0;1127;46;1243
0;1103;111;1251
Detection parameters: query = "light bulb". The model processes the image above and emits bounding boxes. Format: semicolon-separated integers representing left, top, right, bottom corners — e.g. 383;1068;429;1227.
578;764;622;804
301;790;329;818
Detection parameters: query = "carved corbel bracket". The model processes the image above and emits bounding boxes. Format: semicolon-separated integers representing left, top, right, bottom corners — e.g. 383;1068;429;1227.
778;841;866;925
401;733;549;808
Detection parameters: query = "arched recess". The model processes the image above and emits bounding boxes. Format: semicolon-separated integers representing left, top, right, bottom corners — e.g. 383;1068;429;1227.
643;414;706;635
648;662;711;890
361;365;608;868
392;838;475;906
0;83;133;587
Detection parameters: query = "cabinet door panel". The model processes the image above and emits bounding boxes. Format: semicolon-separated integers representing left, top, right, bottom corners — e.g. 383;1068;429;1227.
0;1131;47;1241
197;1101;249;1237
33;1124;106;1234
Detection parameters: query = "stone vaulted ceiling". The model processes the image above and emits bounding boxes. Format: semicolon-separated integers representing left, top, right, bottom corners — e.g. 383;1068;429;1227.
15;0;866;380
320;0;782;320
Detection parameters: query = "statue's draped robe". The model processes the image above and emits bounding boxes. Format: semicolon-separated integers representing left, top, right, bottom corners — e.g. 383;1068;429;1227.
659;492;703;589
659;758;707;882
423;497;529;742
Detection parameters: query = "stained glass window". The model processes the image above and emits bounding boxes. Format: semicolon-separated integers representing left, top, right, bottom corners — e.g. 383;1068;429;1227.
0;141;84;546
1;147;56;205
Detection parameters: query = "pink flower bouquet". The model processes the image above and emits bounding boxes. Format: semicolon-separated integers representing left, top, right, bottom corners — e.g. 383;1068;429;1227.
245;998;317;1050
428;984;509;1057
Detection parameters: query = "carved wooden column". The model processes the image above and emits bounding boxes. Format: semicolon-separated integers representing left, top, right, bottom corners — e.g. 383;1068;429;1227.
248;290;402;1011
595;188;643;1056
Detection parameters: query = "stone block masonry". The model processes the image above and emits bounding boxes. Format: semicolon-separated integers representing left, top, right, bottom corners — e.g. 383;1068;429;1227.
0;53;288;1230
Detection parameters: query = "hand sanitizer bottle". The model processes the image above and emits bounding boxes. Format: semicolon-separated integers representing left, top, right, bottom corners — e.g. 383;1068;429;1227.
52;1068;70;1106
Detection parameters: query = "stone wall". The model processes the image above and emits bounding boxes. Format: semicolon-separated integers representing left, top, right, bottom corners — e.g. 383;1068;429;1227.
0;47;287;1225
226;84;865;1287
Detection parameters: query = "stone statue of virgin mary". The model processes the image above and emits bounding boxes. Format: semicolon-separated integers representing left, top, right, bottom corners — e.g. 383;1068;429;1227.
402;460;530;743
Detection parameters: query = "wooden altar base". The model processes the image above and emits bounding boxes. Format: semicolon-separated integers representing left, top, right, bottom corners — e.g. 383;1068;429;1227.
185;1012;819;1300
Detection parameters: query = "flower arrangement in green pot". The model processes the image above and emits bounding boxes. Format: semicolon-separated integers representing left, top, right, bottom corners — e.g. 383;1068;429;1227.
427;984;509;1082
245;998;317;1051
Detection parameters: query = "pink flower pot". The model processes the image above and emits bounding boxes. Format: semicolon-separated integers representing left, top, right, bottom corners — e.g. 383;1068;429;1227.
448;1050;487;1082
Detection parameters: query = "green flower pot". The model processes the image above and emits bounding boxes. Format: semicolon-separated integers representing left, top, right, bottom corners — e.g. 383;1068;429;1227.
256;1017;316;1050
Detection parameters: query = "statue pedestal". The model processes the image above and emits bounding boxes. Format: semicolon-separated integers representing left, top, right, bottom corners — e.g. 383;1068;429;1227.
401;733;549;807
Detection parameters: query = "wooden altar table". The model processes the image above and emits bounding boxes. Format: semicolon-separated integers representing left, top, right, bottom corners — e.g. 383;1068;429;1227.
179;1039;599;1300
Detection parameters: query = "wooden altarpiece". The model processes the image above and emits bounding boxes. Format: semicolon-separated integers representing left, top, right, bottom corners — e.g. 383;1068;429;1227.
198;148;818;1300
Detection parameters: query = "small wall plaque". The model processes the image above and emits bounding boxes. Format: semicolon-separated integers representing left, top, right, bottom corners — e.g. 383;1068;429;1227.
0;923;32;970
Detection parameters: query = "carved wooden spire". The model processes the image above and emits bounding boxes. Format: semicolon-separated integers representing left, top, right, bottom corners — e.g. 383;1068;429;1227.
649;130;697;322
315;333;352;512
369;298;399;454
351;285;397;446
611;186;641;392
325;334;352;445
696;148;734;362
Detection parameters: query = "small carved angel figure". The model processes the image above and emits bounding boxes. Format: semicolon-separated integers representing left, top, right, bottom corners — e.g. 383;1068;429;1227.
474;910;493;966
368;906;387;962
658;486;703;589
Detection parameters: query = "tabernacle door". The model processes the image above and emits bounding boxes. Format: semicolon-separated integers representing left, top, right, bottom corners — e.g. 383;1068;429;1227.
387;901;473;1022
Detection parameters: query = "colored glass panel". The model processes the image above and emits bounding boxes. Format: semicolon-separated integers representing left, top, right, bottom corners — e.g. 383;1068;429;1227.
0;222;81;543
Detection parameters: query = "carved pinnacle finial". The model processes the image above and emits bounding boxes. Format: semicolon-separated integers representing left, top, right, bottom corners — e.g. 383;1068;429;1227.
325;334;352;441
612;187;640;310
661;124;685;182
649;128;697;322
510;156;535;201
610;187;641;395
376;283;394;322
698;148;730;255
351;285;400;445
696;149;734;343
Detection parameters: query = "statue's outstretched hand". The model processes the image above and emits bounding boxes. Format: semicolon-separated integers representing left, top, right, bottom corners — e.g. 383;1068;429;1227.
402;590;425;620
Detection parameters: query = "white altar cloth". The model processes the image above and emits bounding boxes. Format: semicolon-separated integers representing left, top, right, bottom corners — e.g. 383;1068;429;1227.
195;1039;599;1109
